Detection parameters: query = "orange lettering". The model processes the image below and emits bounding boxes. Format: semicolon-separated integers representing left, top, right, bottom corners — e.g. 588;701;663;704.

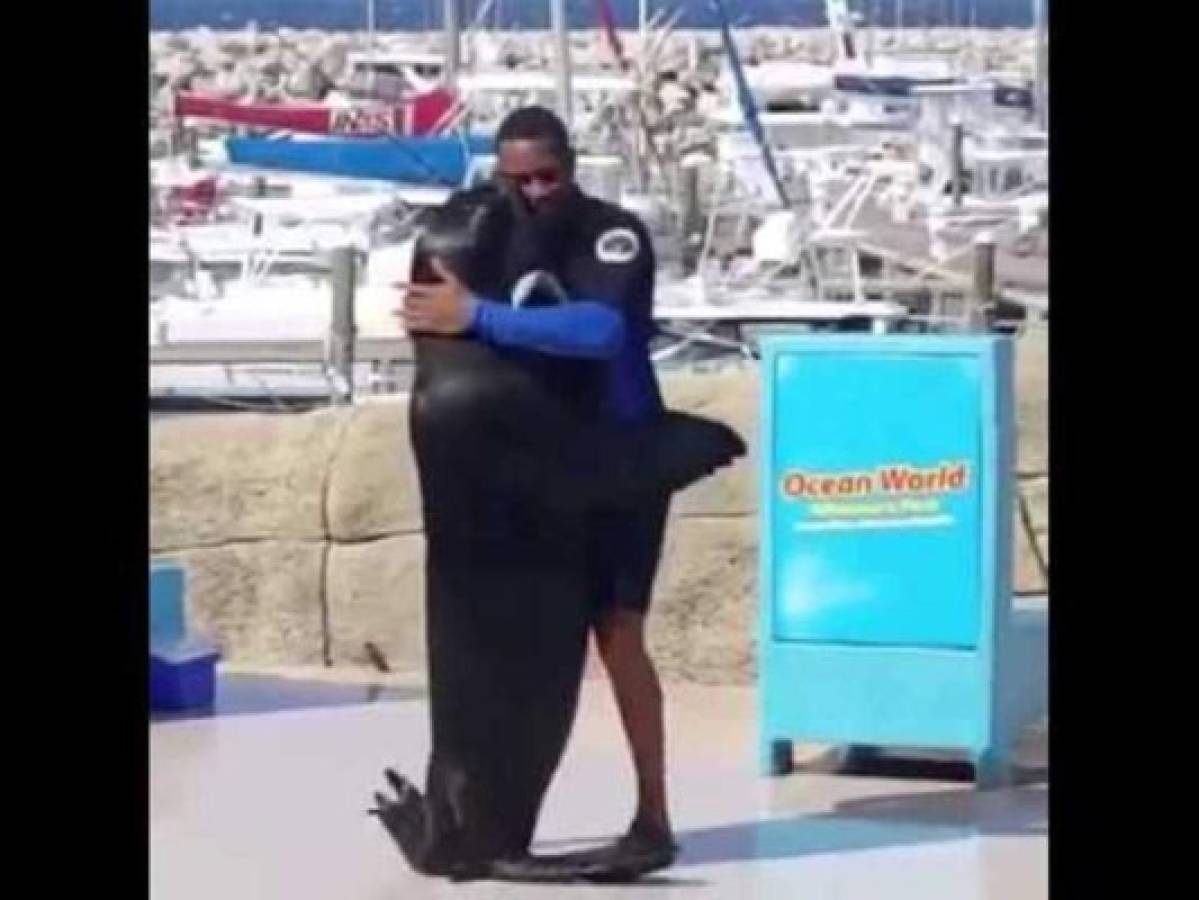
946;463;967;489
782;473;804;497
878;467;908;491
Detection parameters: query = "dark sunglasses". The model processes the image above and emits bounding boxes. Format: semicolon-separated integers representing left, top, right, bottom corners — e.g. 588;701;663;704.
495;167;564;189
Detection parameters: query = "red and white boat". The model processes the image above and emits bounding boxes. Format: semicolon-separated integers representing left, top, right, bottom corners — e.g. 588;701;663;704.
172;88;460;138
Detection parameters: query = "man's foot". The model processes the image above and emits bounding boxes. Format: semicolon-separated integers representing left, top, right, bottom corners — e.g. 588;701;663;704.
524;819;679;883
590;818;679;882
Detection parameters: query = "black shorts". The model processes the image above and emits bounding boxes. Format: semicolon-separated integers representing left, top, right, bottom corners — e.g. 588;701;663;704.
585;493;671;618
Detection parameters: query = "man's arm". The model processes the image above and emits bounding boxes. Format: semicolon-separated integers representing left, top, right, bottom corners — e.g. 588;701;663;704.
469;214;659;361
401;256;625;359
401;215;655;361
469;298;626;360
472;215;658;359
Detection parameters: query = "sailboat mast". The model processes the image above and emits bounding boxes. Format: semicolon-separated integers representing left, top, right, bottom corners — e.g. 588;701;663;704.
444;0;461;89
1034;0;1047;129
550;0;573;128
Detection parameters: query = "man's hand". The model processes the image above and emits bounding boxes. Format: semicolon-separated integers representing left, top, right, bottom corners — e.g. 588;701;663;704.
395;258;474;335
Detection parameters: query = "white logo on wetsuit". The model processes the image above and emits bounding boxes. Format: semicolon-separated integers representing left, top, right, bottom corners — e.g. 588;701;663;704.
511;269;569;307
595;227;640;264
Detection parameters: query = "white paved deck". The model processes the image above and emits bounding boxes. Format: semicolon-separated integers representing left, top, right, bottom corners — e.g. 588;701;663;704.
150;678;1047;899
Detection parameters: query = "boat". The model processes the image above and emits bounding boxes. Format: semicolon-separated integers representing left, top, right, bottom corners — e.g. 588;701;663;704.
173;89;459;138
223;133;494;185
710;0;1030;142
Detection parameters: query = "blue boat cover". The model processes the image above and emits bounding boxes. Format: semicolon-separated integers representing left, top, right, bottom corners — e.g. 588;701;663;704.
225;134;495;185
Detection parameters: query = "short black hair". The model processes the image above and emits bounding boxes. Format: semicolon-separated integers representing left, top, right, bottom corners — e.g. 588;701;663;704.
494;105;572;162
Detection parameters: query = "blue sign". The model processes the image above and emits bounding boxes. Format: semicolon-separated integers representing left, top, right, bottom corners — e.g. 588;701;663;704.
757;334;1046;788
769;351;984;648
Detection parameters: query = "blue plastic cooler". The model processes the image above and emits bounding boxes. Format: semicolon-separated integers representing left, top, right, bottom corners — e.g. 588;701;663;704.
149;561;220;712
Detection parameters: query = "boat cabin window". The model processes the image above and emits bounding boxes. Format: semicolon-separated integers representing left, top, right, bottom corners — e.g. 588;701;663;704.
361;63;404;78
764;98;820;113
979;166;1018;195
942;170;973;194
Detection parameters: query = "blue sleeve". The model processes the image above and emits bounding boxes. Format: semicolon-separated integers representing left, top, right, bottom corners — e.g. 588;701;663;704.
469;298;626;360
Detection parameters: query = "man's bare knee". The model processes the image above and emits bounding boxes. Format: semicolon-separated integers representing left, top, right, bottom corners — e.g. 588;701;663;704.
594;610;647;669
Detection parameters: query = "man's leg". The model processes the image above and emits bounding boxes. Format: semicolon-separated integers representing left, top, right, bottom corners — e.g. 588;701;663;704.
594;608;672;838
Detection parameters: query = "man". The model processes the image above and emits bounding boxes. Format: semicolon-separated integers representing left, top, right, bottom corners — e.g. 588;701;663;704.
399;106;681;876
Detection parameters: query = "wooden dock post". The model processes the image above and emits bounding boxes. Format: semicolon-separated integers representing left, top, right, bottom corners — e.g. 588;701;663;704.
182;127;200;167
679;159;704;275
951;120;965;209
328;246;357;405
969;231;995;332
170;120;185;158
251;177;267;236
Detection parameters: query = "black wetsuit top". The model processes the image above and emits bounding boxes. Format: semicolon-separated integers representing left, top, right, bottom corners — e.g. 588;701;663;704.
467;191;664;425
